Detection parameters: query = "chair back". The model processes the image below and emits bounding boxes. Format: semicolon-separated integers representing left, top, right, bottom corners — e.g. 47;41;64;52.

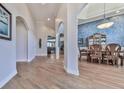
89;44;102;56
90;44;102;52
105;43;121;56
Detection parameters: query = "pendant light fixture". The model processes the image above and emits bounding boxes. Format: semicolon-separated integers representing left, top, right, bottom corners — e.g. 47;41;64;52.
97;3;114;29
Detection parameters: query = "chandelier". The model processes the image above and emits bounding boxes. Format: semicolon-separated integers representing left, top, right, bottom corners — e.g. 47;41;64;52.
97;4;114;29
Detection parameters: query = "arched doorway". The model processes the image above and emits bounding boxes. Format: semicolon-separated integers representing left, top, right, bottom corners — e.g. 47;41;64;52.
16;16;29;62
56;22;64;59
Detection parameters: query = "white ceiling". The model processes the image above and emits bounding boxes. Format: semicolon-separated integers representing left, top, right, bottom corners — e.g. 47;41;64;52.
78;3;124;24
27;3;61;29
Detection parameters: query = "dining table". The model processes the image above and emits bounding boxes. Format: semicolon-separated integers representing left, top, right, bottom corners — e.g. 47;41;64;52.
82;49;124;66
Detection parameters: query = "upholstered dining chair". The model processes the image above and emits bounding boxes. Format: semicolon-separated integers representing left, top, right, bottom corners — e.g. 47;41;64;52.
104;43;121;65
79;49;87;61
90;44;102;64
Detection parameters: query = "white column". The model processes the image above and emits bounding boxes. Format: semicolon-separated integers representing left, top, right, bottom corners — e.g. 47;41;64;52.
64;4;79;75
56;33;60;59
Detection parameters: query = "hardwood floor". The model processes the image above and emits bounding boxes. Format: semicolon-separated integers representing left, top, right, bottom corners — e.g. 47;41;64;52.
2;55;124;89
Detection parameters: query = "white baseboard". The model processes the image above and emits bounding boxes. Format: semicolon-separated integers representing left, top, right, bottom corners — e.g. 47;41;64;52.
16;56;36;63
0;70;17;88
36;54;47;56
28;56;36;62
16;59;28;62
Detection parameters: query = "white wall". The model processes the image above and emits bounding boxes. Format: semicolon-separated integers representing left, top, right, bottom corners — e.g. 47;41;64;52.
28;30;37;61
14;4;37;62
36;22;55;56
0;4;37;88
16;19;28;62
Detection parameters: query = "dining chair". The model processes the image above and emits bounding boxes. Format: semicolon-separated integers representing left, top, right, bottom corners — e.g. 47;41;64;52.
89;44;102;64
78;48;88;61
104;43;121;65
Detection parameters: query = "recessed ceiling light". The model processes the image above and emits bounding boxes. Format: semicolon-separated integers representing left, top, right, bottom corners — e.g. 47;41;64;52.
116;10;120;14
47;18;50;21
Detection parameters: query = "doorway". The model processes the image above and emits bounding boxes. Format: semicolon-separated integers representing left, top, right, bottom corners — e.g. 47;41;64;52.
16;16;28;62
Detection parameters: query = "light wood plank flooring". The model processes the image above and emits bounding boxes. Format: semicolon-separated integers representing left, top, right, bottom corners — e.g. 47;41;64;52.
2;55;124;89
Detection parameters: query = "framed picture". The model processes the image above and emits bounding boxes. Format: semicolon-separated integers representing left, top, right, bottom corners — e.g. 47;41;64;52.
39;38;42;48
0;4;12;40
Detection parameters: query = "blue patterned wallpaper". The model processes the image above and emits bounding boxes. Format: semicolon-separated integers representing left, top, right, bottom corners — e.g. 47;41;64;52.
78;14;124;47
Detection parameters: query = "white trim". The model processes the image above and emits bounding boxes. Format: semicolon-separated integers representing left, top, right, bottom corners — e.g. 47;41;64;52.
36;54;47;57
16;56;36;62
0;70;17;88
28;56;36;62
16;59;28;62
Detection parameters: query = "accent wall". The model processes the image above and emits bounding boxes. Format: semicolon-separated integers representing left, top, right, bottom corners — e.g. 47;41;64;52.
78;14;124;47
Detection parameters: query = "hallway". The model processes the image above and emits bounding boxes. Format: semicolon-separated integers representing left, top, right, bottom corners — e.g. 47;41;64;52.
0;4;84;88
3;56;124;89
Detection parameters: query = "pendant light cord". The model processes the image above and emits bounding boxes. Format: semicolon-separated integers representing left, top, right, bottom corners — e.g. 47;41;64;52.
104;3;106;20
97;3;114;29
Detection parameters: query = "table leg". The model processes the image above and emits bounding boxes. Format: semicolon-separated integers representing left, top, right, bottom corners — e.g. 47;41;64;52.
87;53;91;62
121;58;123;66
